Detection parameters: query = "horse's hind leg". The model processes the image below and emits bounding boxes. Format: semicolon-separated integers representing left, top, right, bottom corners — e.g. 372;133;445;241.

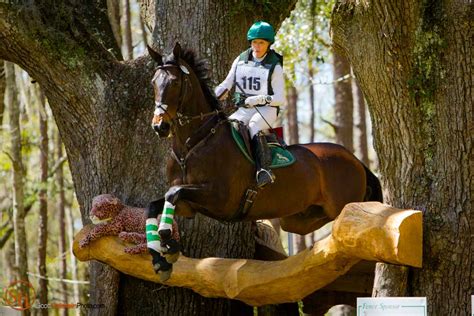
280;205;331;235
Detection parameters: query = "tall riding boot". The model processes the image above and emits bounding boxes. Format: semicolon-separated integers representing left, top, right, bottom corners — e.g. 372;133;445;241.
251;133;276;188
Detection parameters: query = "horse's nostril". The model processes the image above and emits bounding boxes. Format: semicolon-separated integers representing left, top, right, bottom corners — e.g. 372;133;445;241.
153;124;161;133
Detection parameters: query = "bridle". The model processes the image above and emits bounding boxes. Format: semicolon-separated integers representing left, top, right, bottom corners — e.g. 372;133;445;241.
152;63;222;128
151;61;227;183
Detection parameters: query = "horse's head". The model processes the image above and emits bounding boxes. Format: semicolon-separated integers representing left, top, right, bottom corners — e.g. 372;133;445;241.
148;43;193;138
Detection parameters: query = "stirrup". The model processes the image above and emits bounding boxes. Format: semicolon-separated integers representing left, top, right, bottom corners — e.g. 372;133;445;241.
256;169;275;188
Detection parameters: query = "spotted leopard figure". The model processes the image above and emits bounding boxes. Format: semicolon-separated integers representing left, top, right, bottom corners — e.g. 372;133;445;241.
79;194;180;280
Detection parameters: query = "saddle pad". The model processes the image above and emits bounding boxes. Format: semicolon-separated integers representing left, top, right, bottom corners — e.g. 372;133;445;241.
231;126;296;169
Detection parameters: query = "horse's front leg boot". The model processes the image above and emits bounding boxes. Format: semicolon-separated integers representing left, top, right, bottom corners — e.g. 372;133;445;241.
165;186;181;204
159;229;181;262
163;238;180;263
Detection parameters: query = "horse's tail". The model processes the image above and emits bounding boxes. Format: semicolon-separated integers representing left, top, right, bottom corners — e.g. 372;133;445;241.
363;165;383;203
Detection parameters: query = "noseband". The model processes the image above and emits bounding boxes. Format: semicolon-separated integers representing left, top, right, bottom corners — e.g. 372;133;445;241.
153;63;223;127
153;63;189;126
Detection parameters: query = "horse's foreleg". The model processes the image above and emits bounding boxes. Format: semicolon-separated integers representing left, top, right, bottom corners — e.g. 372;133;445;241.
145;198;173;278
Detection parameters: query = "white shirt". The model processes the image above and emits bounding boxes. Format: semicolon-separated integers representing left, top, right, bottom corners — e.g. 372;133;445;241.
216;51;285;106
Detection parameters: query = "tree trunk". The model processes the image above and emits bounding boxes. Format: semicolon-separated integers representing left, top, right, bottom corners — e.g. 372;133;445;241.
0;1;296;314
0;61;5;131
36;84;49;315
66;201;82;316
286;84;299;145
309;68;316;142
5;61;31;312
56;130;69;316
295;234;307;253
107;0;122;52
139;14;148;48
352;77;369;166
332;1;473;314
333;51;353;152
122;0;133;60
372;263;408;297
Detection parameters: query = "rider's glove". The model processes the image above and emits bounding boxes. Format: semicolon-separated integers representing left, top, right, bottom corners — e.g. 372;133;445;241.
244;95;267;107
214;86;228;100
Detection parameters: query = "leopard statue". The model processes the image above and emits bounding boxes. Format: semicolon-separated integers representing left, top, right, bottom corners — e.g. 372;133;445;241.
79;194;180;261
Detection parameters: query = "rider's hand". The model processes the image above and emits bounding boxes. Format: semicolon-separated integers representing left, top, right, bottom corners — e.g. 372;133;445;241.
214;86;228;100
244;95;267;107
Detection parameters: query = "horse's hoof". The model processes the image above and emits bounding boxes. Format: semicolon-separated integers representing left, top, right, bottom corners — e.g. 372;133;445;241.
153;259;172;274
158;268;173;282
162;238;181;255
164;251;180;264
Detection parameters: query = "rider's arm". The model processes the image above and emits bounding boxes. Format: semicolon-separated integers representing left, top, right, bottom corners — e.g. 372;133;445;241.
268;64;285;106
214;56;239;100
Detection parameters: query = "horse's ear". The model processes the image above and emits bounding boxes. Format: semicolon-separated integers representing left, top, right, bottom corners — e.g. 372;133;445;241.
147;45;163;65
173;42;182;59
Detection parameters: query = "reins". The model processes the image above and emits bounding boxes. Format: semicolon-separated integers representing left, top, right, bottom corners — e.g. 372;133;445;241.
153;62;228;183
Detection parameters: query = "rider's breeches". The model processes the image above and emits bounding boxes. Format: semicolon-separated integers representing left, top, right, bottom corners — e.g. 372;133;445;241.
229;106;278;138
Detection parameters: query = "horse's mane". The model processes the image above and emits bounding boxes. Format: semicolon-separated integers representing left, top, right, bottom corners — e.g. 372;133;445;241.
166;48;221;111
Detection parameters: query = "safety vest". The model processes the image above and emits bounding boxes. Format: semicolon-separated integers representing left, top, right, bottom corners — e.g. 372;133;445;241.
233;48;283;106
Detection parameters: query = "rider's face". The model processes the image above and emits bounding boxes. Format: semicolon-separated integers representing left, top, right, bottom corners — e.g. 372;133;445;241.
251;39;270;58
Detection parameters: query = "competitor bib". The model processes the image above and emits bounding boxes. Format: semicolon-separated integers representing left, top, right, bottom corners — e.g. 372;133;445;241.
235;61;270;96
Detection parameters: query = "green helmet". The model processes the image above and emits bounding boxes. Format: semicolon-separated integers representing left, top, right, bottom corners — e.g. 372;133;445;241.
247;21;275;44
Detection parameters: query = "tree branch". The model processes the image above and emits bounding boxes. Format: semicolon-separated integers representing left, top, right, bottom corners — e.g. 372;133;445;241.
73;202;422;306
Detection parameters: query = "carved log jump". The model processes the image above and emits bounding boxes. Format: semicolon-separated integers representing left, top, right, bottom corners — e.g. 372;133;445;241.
73;202;422;306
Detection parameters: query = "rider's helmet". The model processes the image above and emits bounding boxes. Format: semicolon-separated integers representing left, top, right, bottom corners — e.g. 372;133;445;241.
247;21;275;44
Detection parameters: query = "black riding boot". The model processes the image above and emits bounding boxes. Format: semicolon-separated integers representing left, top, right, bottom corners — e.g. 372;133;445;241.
251;133;275;188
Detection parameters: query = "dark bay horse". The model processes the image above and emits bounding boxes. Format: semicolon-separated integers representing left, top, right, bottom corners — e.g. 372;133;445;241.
146;43;382;269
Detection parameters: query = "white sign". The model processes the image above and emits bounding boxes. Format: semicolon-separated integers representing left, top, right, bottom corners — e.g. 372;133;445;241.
357;297;427;316
471;295;473;316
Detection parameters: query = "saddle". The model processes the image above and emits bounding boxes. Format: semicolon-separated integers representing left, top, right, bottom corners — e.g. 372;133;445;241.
230;122;296;169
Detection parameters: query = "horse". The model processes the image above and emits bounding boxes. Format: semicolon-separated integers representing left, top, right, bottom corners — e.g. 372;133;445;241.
146;43;383;273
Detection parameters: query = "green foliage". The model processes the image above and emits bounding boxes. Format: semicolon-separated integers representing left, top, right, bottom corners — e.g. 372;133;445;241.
229;0;291;18
274;0;334;84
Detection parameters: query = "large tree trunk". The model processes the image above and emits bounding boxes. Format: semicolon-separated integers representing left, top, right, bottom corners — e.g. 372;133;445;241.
333;52;354;152
36;84;49;315
0;1;297;314
332;1;473;314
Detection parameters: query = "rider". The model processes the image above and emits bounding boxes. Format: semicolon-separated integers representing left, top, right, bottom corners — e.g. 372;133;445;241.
214;21;285;188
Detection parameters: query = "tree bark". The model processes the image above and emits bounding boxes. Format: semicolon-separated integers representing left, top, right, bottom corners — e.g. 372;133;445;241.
332;1;473;314
286;84;299;145
36;84;49;315
333;51;354;152
5;61;30;312
0;1;297;314
352;77;369;166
